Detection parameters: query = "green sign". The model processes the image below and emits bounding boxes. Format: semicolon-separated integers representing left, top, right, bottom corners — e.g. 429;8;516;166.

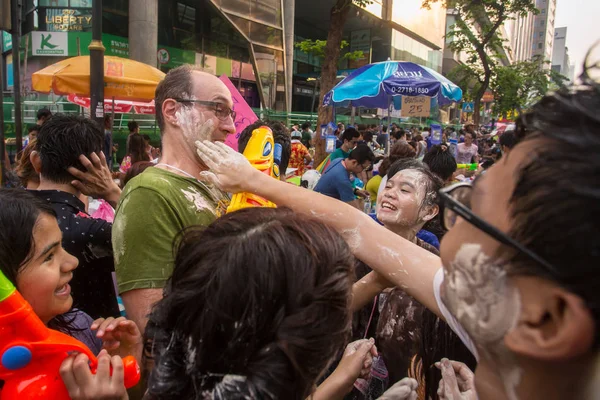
157;45;195;69
66;32;129;57
2;31;11;52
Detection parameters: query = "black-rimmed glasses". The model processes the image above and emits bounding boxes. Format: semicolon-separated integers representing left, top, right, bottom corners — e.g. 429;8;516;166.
173;98;236;121
438;182;558;274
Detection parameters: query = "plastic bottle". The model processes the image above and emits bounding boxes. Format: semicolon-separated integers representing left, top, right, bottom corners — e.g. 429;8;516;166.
363;198;372;214
449;130;458;159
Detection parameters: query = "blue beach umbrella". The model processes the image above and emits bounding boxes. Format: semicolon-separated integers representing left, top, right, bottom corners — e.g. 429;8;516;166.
323;60;463;109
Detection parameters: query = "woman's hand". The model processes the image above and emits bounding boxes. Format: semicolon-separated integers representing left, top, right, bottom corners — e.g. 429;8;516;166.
377;377;418;400
59;350;128;400
91;317;142;364
335;339;378;388
68;152;121;208
195;140;259;193
436;359;477;400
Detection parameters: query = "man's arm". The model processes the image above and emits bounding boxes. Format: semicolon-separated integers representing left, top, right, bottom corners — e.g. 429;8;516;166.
121;289;163;336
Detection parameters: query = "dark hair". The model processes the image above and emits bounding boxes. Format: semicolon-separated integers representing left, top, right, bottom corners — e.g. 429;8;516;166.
0;189;78;333
363;131;374;143
341;127;360;142
238;120;292;176
464;131;475;140
378;157;392;177
155;65;195;132
128;120;139;133
16;140;40;188
481;156;495;170
122;161;154;188
142;134;151;142
510;75;600;341
104;114;112;124
35;114;103;184
28;124;41;134
348;144;374;164
423;144;458;182
387;159;443;208
146;207;354;400
127;134;151;165
499;130;517;150
414;134;423;142
36;108;52;120
301;122;311;131
389;141;416;163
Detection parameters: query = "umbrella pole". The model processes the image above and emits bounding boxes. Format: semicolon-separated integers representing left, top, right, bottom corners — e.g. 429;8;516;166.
387;96;391;156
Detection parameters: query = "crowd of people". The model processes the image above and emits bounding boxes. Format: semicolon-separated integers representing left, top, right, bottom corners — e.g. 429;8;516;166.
0;61;598;400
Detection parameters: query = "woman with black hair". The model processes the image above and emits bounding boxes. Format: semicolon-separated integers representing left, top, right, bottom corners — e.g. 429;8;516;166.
119;133;151;181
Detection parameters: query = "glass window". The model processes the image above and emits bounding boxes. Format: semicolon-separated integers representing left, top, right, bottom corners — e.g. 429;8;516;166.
249;21;282;48
249;0;281;28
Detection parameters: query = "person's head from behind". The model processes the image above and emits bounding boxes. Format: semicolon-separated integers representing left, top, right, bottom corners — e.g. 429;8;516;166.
438;76;600;398
363;130;374;143
104;114;112;130
423;144;457;183
376;159;442;234
16;140;40;189
128;133;151;164
146;207;354;400
128;120;140;134
345;144;374;174
238;120;292;179
155;65;236;158
31;114;103;185
340;127;360;152
28;124;41;141
301;122;311;132
391;128;406;143
0;189;78;324
389;140;416;165
142;134;152;147
499;130;517;155
36;108;52;125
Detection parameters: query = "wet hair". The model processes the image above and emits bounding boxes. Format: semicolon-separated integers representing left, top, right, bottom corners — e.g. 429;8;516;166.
423;144;458;182
35;114;103;185
510;68;600;342
387;159;443;208
127;134;151;165
301;122;311;131
122;161;154;188
15;140;40;188
36;108;52;121
0;188;78;333
238;120;292;176
146;207;354;400
341;127;360;142
499;130;517;150
348;144;375;164
389;140;417;163
155;65;196;132
128;120;139;133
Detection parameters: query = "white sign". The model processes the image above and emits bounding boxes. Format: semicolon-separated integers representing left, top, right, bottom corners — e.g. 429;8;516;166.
31;31;68;56
401;96;431;117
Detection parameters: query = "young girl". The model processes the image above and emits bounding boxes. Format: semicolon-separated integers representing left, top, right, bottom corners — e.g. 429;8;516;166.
0;189;141;399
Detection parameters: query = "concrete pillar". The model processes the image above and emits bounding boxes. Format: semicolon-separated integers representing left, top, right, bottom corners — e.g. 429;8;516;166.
284;0;295;113
129;0;158;67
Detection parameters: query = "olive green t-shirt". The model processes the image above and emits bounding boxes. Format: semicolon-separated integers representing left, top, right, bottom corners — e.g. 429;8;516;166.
112;167;230;293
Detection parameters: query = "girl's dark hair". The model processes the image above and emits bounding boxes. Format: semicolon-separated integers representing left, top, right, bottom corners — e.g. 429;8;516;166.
128;134;151;165
387;159;443;208
122;162;154;188
389;140;416;163
423;144;458;182
510;62;600;343
0;189;78;333
378;157;392;177
146;207;354;400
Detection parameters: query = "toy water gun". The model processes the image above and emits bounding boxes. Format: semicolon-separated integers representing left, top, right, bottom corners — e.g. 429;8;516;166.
227;126;281;213
457;163;478;171
0;270;140;399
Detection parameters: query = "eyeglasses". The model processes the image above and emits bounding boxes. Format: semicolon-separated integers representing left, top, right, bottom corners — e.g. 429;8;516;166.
173;98;236;121
438;182;557;274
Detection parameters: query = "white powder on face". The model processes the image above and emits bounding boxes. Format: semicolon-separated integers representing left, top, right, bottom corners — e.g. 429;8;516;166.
442;243;523;400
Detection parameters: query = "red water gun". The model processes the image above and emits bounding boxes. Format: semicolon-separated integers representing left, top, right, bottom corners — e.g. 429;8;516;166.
0;270;140;399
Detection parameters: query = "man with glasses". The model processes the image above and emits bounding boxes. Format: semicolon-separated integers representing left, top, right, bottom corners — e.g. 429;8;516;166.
314;144;374;209
112;65;236;337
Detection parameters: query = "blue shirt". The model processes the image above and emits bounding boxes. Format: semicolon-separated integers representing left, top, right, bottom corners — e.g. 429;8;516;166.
314;158;355;202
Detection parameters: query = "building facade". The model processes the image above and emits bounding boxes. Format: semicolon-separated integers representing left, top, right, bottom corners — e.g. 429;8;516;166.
506;11;536;63
551;27;573;82
532;0;557;67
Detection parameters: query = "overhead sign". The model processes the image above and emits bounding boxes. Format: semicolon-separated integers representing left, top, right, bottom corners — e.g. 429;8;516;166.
401;96;431;117
32;31;68;56
46;9;92;32
462;102;474;113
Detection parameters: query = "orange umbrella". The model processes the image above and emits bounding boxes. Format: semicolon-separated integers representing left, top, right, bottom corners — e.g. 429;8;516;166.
32;56;165;102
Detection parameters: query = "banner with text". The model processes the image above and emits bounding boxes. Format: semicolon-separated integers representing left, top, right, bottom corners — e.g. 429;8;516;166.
401;96;431;117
